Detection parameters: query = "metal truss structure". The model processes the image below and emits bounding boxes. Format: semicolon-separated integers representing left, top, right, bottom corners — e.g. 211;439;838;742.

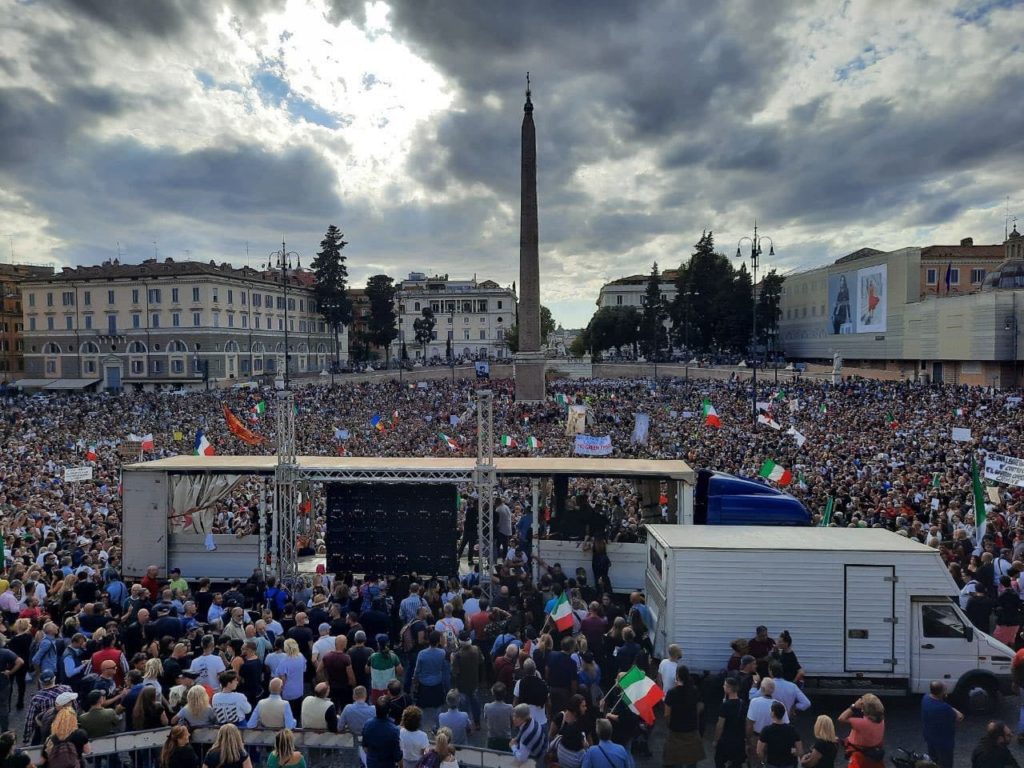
273;390;299;583
296;467;475;484
474;389;497;601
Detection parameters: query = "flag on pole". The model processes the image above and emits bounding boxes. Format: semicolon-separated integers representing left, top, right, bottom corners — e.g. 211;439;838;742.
500;435;517;447
786;426;806;448
555;393;569;407
702;399;721;428
616;666;664;726
820;496;834;526
885;412;898;428
193;429;214;456
953;407;964;417
972;456;987;543
759;459;793;486
527;436;541;449
222;404;267;445
439;433;458;451
757;413;781;430
931;472;941;489
370;414;384;431
252;401;266;415
549;591;574;632
140;434;154;452
819;403;828;415
85;444;97;461
391;410;400;426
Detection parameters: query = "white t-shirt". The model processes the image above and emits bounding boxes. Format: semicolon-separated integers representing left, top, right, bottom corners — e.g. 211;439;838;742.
211;690;253;724
400;728;430;762
746;695;788;733
658;658;681;693
312;635;336;660
189;654;226;691
436;617;464;645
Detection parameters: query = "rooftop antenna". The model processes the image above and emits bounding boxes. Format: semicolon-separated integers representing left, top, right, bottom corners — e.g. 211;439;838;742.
116;241;122;260
8;235;13;263
1007;196;1011;240
153;241;159;259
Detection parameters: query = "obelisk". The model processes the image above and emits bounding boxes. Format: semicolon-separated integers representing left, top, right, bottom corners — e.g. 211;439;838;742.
515;74;546;402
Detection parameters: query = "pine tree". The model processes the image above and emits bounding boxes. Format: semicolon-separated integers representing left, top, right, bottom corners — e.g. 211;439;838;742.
365;274;398;364
311;225;353;366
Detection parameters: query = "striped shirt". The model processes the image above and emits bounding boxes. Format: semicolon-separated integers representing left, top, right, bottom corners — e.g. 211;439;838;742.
515;717;548;763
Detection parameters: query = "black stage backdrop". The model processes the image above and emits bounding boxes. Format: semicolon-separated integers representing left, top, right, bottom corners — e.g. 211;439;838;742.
325;483;458;575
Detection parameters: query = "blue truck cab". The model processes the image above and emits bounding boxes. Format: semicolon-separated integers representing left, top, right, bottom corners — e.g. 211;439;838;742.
694;469;811;525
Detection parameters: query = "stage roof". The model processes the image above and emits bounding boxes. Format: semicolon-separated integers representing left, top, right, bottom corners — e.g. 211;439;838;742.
122;455;696;482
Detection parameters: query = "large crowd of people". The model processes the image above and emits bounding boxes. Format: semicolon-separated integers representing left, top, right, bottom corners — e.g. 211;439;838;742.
0;372;1023;767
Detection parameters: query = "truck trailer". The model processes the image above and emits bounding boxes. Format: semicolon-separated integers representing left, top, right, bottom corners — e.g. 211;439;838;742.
645;525;1013;709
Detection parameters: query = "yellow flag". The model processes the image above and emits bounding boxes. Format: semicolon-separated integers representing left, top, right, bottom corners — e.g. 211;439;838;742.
173;431;184;441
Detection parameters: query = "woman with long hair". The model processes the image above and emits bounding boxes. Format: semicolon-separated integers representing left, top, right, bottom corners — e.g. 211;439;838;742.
159;725;199;768
272;639;307;720
142;658;165;692
42;708;90;766
800;715;838;767
202;724;251;768
577;652;602;707
399;706;429;768
172;686;216;728
133;686;170;730
662;665;703;768
549;694;590;768
267;728;305;768
433;727;459;768
7;620;33;710
838;694;885;768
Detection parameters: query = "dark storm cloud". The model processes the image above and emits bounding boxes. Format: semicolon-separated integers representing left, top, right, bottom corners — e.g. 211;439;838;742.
56;0;285;40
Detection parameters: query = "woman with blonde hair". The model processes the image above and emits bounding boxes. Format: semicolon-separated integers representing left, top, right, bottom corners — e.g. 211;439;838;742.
433;726;459;768
800;715;838;766
203;724;251;768
267;728;305;768
172;686;215;728
7;618;33;709
838;694;884;768
272;639;307;719
159;725;199;768
42;708;90;766
142;658;165;692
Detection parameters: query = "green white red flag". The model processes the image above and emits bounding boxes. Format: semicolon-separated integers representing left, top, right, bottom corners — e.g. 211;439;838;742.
549;591;574;632
759;459;793;486
617;666;663;725
702;399;721;428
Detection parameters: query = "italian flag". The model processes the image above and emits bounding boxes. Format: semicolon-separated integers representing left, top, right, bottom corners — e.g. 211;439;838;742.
85;444;97;461
885;412;898;428
819;403;828;415
500;435;517;447
617;666;663;726
439;433;458;451
555;393;569;407
253;401;266;415
549;591;574;632
953;407;964;417
759;459;793;486
702;399;721;428
972;456;987;543
527;436;541;449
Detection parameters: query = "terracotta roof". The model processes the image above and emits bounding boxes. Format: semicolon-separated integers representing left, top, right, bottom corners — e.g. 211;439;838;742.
920;244;1004;260
29;258;312;289
606;268;681;286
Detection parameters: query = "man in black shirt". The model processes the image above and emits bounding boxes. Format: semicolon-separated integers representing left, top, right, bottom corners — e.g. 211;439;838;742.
714;677;747;768
971;720;1018;768
348;631;373;691
758;701;802;768
544;637;577;715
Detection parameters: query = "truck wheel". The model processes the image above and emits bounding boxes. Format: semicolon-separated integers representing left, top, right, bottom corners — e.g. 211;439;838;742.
954;678;1000;715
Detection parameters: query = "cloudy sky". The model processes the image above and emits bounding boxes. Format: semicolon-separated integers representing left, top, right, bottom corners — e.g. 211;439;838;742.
1;0;1022;328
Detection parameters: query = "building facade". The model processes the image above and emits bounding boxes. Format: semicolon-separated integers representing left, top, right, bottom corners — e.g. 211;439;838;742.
396;273;517;360
778;230;1024;386
19;258;342;391
597;269;680;310
0;264;54;380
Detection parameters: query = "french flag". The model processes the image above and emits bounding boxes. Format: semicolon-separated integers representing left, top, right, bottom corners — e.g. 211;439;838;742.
193;429;214;456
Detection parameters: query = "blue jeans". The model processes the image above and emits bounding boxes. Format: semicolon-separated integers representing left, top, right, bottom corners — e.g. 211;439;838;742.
460;690;481;725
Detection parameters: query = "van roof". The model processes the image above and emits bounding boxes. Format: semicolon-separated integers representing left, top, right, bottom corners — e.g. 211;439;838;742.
646;525;936;553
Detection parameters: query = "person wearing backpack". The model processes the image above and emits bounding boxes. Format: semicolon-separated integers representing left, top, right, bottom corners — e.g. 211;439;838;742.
400;607;430;693
32;623;61;681
41;708;90;768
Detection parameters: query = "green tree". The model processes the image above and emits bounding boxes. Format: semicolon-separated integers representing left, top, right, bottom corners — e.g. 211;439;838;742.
639;262;667;359
723;263;754;353
311;225;353;365
585;306;641;355
504;305;556;355
756;269;785;348
670;230;747;352
413;307;436;358
365;274;398;364
569;331;589;359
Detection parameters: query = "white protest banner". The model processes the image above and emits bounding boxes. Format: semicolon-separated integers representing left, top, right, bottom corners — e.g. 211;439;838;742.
64;466;94;482
985;453;1024;488
631;413;650;445
574;434;613;456
951;427;972;442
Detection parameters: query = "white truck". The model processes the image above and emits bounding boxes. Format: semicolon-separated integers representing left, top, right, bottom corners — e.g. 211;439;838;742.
644;525;1014;710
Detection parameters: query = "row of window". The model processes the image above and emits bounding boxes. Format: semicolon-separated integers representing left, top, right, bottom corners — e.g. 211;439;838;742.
45;354;319;377
27;313;329;333
925;268;986;285
28;288;316;312
397;329;502;341
398;315;503;325
402;299;502;314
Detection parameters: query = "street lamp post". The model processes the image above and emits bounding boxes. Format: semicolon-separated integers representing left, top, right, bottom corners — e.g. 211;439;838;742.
1005;314;1019;388
767;327;779;385
450;305;456;383
682;289;699;383
268;241;301;390
736;223;774;427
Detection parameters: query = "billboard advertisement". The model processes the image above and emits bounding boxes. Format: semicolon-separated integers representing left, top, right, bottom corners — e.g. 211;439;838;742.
827;264;887;334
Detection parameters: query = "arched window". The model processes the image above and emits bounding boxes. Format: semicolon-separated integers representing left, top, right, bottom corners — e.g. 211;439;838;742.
167;340;188;353
80;341;99;354
225;340;239;352
127;341;147;354
43;342;61;354
251;342;265;353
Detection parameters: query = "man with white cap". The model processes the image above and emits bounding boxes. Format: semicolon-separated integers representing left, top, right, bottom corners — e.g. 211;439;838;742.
34;689;78;745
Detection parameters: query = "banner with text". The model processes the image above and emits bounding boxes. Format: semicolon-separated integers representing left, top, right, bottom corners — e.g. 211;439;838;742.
984;453;1024;488
574;434;613;456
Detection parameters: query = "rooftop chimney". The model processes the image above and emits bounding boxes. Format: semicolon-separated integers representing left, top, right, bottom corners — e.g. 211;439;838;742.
961;237;973;247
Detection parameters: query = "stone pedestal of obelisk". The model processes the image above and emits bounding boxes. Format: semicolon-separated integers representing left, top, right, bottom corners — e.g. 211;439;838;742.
515;79;546;403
